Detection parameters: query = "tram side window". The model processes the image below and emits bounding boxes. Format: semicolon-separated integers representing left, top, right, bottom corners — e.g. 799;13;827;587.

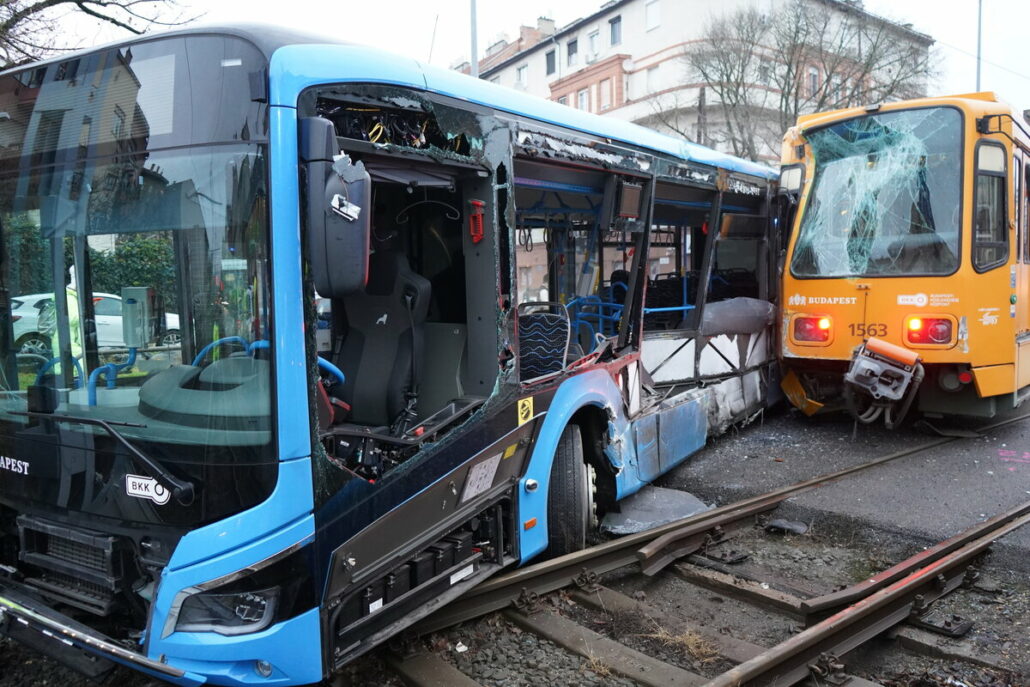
973;143;1007;272
1023;160;1030;263
1016;154;1022;262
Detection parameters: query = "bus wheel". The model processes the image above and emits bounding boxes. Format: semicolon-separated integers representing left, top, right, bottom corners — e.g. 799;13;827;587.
546;424;591;556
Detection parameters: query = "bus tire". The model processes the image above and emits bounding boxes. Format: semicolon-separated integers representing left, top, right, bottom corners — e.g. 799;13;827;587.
546;424;590;556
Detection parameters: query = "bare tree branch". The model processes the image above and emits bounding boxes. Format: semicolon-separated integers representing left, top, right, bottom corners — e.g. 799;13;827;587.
680;0;938;161
0;0;197;67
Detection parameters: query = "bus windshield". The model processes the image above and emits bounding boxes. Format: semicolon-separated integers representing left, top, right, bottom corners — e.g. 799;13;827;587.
0;35;275;526
790;107;962;278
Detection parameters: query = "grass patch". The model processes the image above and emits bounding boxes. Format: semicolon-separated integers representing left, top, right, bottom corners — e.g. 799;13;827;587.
638;627;720;664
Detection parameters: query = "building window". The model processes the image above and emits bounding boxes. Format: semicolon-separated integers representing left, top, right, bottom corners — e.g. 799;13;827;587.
758;59;771;85
558;95;568;105
545;50;556;76
577;88;589;111
807;67;820;96
646;65;659;94
645;0;661;31
599;79;612;110
515;64;528;87
567;39;578;66
610;16;622;45
588;30;600;60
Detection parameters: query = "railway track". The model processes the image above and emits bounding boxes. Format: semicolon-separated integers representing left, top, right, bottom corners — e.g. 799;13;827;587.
375;413;1030;687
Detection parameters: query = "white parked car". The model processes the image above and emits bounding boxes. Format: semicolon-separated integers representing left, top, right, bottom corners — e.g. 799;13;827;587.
11;292;180;355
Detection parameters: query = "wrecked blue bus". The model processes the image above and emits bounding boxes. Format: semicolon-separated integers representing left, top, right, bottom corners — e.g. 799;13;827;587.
0;26;776;685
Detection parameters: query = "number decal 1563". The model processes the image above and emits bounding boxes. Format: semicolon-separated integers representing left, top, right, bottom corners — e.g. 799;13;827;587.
849;323;887;337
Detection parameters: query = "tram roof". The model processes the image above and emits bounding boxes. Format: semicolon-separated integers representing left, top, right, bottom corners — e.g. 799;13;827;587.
1;24;775;180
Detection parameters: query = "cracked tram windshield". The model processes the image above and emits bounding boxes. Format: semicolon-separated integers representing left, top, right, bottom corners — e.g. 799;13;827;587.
791;107;962;278
0;36;276;526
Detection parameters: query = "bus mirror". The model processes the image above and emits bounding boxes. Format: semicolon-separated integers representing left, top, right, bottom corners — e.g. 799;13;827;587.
300;117;370;298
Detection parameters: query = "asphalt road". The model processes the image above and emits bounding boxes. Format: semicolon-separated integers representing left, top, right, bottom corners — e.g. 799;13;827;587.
660;405;1030;571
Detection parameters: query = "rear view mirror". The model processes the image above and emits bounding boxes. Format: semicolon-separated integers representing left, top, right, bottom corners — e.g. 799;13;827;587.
299;117;370;298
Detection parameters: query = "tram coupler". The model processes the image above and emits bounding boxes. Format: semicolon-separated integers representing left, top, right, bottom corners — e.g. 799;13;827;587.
843;338;924;428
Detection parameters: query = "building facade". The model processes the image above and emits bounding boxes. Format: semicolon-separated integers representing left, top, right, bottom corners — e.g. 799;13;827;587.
458;0;933;162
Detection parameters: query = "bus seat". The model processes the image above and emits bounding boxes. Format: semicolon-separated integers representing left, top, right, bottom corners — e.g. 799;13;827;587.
337;251;431;428
418;323;467;420
518;302;570;380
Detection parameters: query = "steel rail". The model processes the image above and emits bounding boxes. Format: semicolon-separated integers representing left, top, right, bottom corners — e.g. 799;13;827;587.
704;502;1030;687
416;411;1030;634
801;498;1030;621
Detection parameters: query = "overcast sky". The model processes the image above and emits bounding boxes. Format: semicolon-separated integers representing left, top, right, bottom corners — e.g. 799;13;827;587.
69;0;1030;114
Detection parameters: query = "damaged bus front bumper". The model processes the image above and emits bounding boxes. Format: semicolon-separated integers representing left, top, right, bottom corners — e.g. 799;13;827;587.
0;581;203;685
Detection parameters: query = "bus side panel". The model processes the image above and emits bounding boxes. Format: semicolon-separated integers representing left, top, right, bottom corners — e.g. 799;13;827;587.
518;368;636;563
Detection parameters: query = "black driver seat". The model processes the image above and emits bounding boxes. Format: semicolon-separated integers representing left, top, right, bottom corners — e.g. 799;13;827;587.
336;251;431;428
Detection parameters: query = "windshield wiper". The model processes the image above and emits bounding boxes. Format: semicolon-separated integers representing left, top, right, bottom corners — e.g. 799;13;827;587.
12;411;196;506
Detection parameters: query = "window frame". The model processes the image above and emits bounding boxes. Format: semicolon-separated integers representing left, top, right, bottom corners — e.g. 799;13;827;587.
645;0;661;31
577;88;589;111
567;39;578;66
609;15;622;45
545;49;556;76
1024;158;1030;263
972;139;1009;273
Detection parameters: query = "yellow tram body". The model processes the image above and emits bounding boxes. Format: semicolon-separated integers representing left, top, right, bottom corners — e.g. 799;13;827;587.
779;93;1030;424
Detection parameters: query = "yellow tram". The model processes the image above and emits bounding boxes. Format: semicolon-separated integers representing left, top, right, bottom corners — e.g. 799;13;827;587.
779;93;1030;426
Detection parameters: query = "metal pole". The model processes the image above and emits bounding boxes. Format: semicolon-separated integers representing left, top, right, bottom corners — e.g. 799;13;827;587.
470;0;479;78
976;0;982;91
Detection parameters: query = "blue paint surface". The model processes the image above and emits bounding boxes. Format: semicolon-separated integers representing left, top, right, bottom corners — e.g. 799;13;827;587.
517;369;635;563
151;515;319;685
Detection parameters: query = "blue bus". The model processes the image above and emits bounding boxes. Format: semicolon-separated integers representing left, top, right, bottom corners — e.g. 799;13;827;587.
0;26;775;686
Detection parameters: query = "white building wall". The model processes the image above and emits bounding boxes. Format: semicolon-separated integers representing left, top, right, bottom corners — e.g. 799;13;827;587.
477;0;931;162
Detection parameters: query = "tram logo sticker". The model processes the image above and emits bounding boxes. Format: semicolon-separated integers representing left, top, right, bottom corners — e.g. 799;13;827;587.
517;397;534;425
897;293;928;307
787;293;806;306
125;474;170;505
978;308;999;326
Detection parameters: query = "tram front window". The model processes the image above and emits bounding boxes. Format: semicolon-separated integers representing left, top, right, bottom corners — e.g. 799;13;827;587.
791;107;962;278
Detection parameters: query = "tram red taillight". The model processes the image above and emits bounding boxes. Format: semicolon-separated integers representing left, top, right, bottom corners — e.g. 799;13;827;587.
906;317;953;345
793;315;832;342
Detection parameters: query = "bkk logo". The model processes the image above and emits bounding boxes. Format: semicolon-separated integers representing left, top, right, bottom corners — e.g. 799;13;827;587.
0;455;29;475
897;293;929;307
125;474;170;505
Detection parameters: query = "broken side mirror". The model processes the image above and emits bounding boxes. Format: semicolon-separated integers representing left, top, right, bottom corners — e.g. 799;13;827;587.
299;117;370;298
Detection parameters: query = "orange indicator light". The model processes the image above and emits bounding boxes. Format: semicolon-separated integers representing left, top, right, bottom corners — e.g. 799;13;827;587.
908;318;923;331
523;518;537;531
817;317;831;330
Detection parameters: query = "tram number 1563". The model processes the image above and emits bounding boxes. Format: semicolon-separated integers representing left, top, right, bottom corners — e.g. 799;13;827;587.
849;322;887;337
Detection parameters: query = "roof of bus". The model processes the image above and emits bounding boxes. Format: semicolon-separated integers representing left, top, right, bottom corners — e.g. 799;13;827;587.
1;24;775;181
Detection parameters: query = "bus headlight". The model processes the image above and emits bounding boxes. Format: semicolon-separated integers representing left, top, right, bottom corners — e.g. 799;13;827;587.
175;587;280;636
161;540;314;639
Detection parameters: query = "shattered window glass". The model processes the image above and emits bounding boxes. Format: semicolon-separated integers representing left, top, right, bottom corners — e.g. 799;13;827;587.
791;107;962;277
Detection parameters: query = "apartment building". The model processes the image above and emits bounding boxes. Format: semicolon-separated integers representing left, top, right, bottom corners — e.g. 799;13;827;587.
457;0;933;161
